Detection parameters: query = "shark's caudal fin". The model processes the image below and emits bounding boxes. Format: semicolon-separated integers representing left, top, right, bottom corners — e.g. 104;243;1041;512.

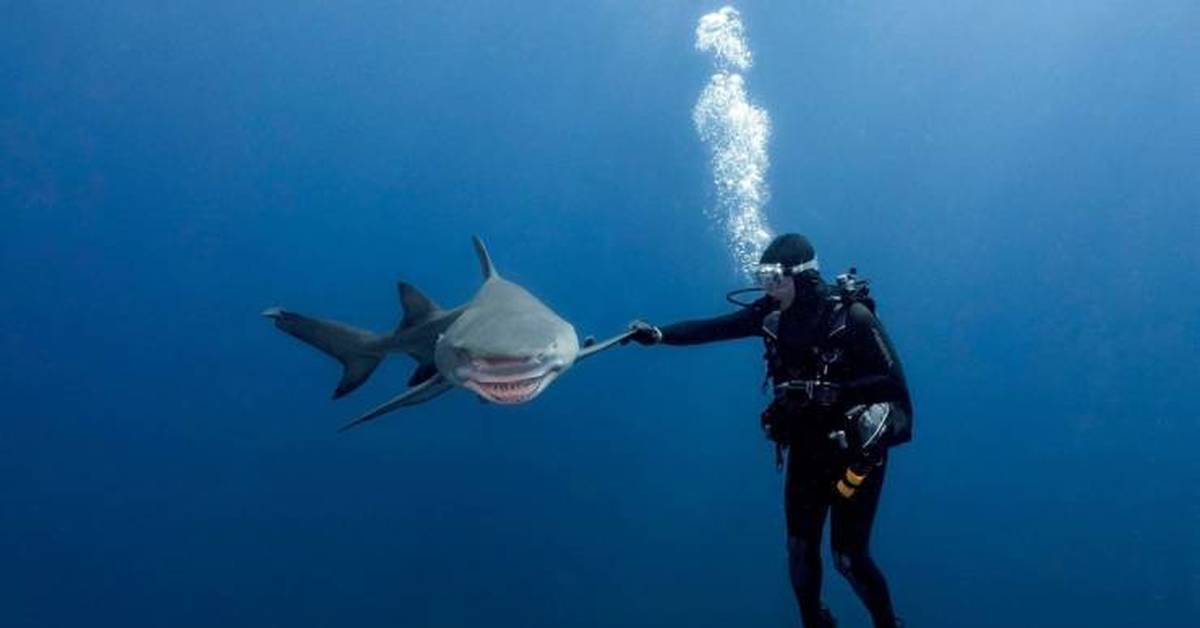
263;308;385;399
472;235;498;279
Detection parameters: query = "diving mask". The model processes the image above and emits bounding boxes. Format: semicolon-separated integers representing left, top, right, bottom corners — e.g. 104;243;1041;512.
755;258;819;291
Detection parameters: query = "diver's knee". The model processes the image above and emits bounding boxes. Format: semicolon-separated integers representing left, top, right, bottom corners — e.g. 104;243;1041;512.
787;536;820;577
832;550;860;578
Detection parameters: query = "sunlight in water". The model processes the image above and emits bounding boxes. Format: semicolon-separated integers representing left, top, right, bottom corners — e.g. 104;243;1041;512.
693;6;773;278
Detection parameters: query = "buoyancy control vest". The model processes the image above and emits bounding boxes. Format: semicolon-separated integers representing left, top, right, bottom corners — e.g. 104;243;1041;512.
760;267;875;393
756;269;884;466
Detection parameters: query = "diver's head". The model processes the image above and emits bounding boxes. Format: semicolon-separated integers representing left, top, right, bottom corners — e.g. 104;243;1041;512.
756;233;820;307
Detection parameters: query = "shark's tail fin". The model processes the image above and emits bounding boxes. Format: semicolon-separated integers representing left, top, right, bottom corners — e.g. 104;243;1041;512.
262;307;385;399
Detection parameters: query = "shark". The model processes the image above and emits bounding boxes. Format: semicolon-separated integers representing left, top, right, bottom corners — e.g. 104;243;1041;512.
263;236;631;431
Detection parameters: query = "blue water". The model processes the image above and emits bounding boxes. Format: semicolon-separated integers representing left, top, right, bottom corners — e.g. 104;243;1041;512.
2;2;1197;626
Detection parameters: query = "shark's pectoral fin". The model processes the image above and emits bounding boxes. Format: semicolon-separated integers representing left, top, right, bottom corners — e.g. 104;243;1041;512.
576;330;635;362
338;374;453;432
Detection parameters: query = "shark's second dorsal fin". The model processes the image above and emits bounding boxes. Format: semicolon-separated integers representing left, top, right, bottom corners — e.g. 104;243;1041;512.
472;235;498;280
398;282;440;330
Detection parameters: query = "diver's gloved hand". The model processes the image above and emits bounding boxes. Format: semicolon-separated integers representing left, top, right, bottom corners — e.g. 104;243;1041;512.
623;320;664;346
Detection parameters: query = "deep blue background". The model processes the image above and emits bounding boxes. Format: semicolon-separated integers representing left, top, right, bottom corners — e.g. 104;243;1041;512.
2;1;1197;626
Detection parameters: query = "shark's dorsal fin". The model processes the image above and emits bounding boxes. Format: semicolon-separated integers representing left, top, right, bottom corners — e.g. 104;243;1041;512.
472;235;499;280
398;282;440;330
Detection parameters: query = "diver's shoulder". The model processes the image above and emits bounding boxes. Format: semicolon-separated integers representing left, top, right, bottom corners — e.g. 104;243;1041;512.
843;300;880;328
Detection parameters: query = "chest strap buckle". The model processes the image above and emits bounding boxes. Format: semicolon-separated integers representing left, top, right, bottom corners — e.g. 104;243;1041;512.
775;379;840;406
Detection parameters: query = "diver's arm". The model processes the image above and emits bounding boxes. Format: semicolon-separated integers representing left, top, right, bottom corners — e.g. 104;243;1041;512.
657;306;764;345
834;304;914;479
840;303;912;416
625;296;770;347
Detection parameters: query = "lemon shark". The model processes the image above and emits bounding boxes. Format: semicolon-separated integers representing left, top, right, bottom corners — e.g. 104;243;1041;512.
263;236;631;431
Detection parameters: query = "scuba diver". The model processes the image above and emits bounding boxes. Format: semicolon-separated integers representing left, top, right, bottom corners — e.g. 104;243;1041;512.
623;233;912;628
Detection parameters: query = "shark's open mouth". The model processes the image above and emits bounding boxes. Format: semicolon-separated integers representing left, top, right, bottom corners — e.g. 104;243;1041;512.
470;374;548;404
459;356;564;404
454;347;571;405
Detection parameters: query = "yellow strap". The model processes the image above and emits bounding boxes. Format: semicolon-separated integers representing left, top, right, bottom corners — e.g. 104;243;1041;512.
836;480;856;499
845;468;867;487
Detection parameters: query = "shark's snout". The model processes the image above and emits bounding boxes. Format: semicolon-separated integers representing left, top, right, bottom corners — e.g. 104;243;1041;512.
470;349;566;372
472;355;537;370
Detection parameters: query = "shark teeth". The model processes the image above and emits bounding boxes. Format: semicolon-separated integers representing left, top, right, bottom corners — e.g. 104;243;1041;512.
473;375;545;404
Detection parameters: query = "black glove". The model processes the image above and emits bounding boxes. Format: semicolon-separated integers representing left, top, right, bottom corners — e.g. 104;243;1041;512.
623;320;664;345
760;396;789;444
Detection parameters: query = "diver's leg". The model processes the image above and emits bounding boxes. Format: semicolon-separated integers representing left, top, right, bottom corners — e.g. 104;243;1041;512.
785;454;836;628
829;456;899;628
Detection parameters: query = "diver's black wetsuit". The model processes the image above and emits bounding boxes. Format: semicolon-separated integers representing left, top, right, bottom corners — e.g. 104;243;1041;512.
657;280;911;628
